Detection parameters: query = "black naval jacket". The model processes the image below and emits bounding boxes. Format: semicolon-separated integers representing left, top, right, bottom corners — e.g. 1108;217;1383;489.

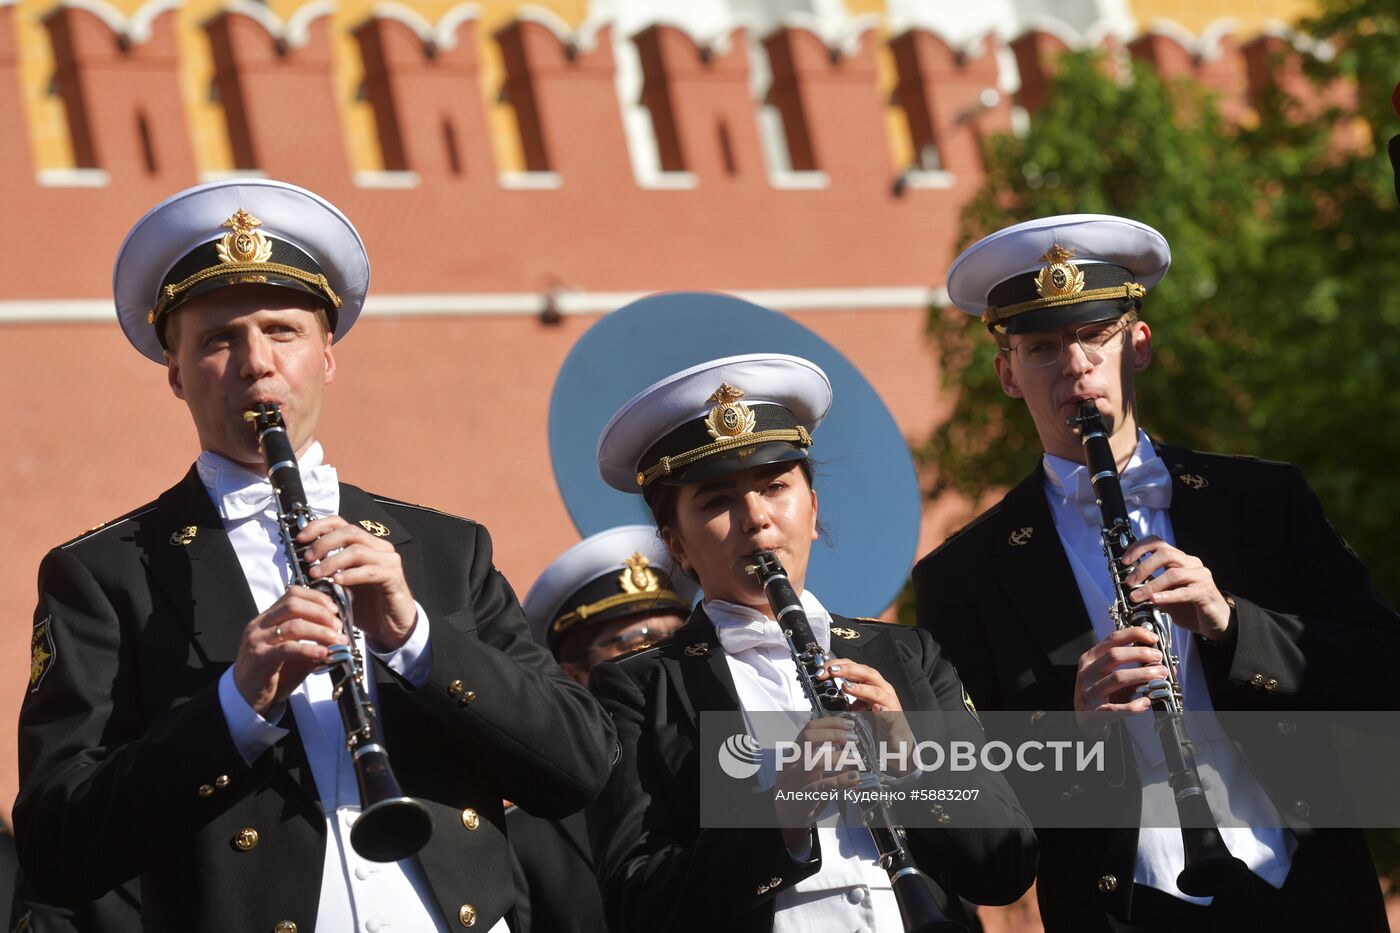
913;443;1400;931
506;808;606;933
586;606;1039;933
14;467;616;933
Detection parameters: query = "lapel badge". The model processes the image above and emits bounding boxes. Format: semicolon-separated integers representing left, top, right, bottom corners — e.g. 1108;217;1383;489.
684;642;711;657
1178;473;1208;491
170;525;198;546
1008;526;1034;546
831;627;859;640
29;616;55;694
359;519;391;538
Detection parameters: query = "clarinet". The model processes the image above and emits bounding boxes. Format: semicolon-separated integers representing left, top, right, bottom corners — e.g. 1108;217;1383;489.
245;403;433;863
747;551;965;933
1069;402;1247;896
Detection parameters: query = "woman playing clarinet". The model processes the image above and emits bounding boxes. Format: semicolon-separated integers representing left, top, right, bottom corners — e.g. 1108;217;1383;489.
586;352;1038;933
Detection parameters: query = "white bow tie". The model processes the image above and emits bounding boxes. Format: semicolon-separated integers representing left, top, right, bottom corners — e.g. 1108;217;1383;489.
216;463;340;522
708;597;832;655
1057;455;1173;526
714;618;790;654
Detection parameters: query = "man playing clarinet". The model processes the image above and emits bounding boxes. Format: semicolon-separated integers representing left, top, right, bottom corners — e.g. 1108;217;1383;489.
913;214;1399;932
14;179;614;932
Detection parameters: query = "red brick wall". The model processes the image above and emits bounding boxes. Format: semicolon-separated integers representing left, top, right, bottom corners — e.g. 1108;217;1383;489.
0;12;1352;820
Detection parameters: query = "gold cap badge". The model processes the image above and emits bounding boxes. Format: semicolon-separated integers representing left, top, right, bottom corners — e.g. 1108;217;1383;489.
218;209;273;265
704;383;757;440
618;552;661;595
1034;244;1085;299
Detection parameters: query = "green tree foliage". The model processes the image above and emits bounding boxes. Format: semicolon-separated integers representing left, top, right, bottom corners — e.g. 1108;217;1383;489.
923;1;1400;601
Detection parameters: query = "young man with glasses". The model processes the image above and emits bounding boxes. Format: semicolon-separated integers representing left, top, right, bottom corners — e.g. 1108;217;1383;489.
912;214;1398;932
509;526;694;933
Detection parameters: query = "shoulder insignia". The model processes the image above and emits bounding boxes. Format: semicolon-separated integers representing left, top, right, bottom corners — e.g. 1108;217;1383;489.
624;641;655;655
684;642;711;657
1008;526;1034;546
29;616;55;694
59;504;158;550
830;627;860;640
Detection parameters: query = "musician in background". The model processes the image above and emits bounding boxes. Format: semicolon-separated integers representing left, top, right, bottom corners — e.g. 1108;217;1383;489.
509;525;694;933
586;353;1038;932
14;179;615;932
913;214;1399;931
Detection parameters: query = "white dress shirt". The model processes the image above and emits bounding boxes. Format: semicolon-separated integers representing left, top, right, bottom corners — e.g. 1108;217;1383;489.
709;591;902;933
1042;431;1295;904
202;444;506;933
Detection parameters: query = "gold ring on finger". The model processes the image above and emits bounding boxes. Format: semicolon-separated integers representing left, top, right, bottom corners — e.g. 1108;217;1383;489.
274;624;283;642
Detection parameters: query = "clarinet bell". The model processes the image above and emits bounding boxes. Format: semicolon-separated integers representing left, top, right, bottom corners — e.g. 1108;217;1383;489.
350;794;434;863
1176;848;1249;897
1174;792;1249;896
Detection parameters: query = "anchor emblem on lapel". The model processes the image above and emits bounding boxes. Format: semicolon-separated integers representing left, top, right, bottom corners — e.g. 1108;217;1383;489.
1178;473;1208;491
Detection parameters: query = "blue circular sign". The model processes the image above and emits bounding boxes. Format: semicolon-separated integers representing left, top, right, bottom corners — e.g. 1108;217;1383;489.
548;292;921;617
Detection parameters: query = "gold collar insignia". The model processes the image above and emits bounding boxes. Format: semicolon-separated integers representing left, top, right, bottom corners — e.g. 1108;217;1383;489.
1178;473;1208;490
359;519;391;537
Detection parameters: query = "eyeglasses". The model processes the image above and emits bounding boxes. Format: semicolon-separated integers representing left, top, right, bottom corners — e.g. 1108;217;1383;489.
1005;314;1137;369
564;621;683;661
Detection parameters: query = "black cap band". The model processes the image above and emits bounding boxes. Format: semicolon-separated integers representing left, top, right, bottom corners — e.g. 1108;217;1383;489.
149;237;342;345
636;403;812;487
548;569;689;652
983;262;1145;335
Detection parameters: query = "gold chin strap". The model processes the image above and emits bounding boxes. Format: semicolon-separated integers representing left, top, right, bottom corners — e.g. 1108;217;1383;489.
146;262;343;326
636;426;812;487
552;589;683;634
981;282;1146;329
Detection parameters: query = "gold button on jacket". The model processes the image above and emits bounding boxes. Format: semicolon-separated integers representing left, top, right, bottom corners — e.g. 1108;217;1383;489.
274;921;297;933
233;828;259;851
1097;874;1118;894
461;808;480;831
458;904;477;927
